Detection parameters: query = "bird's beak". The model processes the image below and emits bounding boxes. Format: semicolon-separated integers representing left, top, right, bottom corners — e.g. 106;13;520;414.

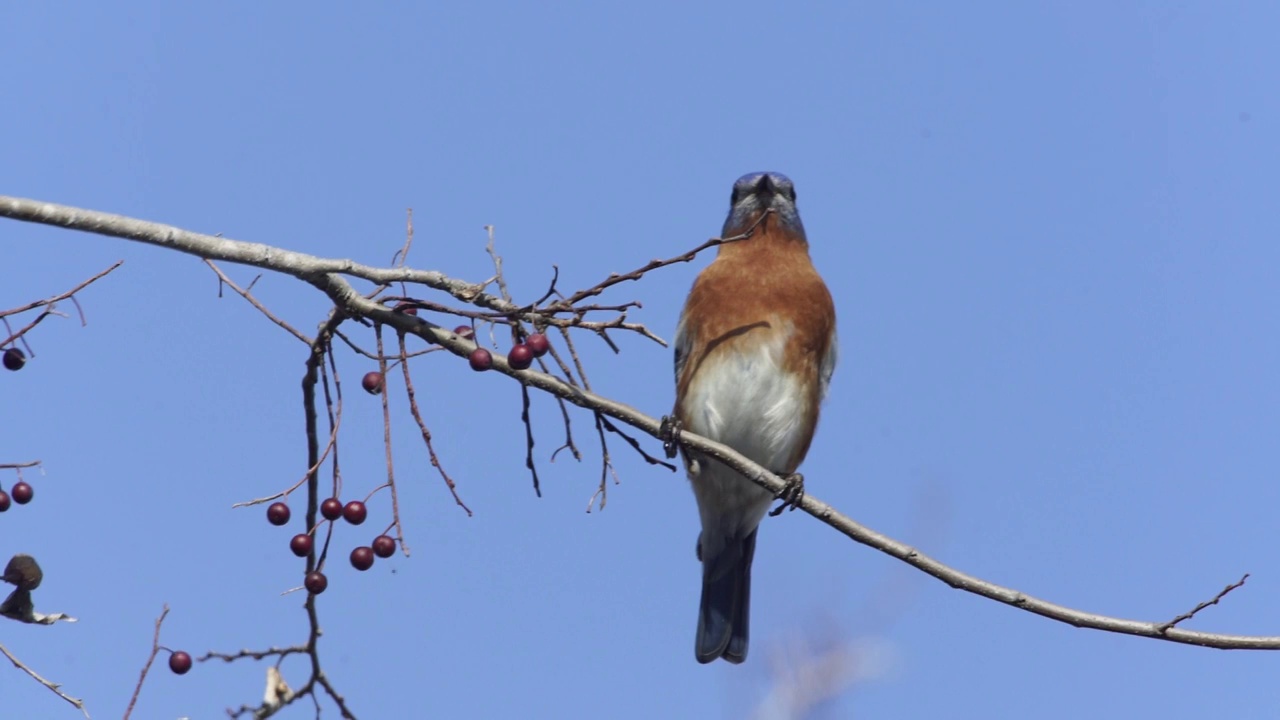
756;175;777;201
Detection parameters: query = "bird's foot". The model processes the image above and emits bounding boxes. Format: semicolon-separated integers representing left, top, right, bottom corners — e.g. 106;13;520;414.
768;473;805;517
659;415;683;459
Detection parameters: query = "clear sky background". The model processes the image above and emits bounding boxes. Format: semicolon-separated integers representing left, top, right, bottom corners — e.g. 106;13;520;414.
3;2;1279;718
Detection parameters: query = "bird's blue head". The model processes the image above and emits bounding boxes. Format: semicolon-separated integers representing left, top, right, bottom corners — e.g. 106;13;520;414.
722;171;805;238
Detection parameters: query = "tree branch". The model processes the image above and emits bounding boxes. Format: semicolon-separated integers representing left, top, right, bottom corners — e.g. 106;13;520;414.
0;641;89;718
3;195;1278;652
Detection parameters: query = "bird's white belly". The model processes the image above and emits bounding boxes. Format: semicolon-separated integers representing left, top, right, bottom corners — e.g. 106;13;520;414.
681;333;809;536
683;330;809;474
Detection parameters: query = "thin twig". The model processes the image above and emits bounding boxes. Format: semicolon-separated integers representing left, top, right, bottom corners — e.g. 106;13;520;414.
0;641;89;718
559;210;769;306
1158;574;1251;633
484;225;514;303
0;461;42;470
372;325;407;556
0;260;122;318
599;415;676;471
200;645;309;663
586;411;619;512
122;604;169;720
520;383;542;497
206;260;312;344
398;333;472;516
547;370;581;462
332;325;441;361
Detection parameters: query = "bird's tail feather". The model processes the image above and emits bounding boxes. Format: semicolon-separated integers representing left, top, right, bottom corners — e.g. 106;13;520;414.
695;528;758;664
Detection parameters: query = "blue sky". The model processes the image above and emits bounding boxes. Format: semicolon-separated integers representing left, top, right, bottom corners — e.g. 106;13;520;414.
3;2;1279;718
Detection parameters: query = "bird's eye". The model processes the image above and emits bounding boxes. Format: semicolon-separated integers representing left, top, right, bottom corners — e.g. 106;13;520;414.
786;187;797;202
730;188;741;205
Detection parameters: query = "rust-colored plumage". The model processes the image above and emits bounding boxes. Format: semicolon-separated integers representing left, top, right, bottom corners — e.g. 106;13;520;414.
674;172;837;664
676;217;835;472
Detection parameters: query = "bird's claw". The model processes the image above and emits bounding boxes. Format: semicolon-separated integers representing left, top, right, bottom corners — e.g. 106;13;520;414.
659;415;682;459
768;473;805;517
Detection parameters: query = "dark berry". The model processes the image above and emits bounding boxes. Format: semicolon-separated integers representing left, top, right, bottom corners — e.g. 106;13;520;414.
525;333;550;357
350;546;375;571
343;500;367;525
508;343;533;370
266;501;290;526
320;498;344;520
453;324;475;340
362;371;384;395
304;571;328;594
11;482;33;505
168;651;193;675
372;535;397;558
469;348;492;371
290;533;314;557
0;491;9;512
2;348;25;371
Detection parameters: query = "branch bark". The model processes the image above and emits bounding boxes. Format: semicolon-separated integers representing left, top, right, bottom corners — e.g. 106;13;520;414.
3;194;1277;651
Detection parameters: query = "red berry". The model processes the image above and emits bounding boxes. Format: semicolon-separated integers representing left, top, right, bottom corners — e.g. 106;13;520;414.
453;324;475;340
469;348;492;371
343;500;367;525
361;371;384;395
3;348;26;371
289;533;314;557
372;535;397;558
168;651;193;675
11;482;33;505
320;498;343;520
525;333;550;357
508;343;533;370
394;302;418;316
304;571;328;594
0;491;9;512
266;501;290;526
350;546;375;571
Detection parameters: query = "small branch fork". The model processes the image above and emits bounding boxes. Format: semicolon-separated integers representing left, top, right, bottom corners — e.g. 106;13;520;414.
1;260;122;352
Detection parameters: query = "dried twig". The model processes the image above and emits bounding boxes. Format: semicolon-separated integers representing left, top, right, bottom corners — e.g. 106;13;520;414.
558;210;769;306
586;411;620;512
1158;574;1251;633
1;260;122;348
520;383;542;497
206;260;311;344
0;641;88;718
398;334;472;516
200;645;308;663
122;604;170;720
373;325;408;552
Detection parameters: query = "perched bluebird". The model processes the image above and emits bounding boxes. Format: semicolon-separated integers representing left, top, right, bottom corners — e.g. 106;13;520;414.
670;172;837;664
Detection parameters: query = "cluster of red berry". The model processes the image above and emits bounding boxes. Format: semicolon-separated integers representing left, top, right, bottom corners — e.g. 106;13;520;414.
464;328;550;372
266;499;396;595
357;321;552;396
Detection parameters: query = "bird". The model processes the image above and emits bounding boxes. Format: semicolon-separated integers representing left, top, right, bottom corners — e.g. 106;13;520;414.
668;171;837;664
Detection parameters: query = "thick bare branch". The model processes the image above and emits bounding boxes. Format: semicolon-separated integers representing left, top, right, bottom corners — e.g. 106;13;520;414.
3;195;1278;651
